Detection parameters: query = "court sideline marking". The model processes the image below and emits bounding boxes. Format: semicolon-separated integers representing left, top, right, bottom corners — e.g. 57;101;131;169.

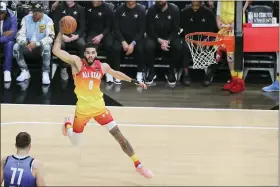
1;103;278;112
0;121;278;130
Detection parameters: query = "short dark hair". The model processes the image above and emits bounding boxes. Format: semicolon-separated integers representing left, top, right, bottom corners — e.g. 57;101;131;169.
84;43;98;51
16;132;31;149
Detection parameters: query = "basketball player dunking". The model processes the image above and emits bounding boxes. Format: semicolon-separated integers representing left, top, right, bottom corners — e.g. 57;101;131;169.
52;22;153;178
1;132;46;187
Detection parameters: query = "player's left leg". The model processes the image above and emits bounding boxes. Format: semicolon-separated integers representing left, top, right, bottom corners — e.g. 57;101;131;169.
94;109;153;178
62;107;91;146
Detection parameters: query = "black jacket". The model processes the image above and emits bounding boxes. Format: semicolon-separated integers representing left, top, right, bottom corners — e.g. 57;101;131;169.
146;3;180;41
52;2;85;37
85;2;114;37
180;5;217;35
113;3;146;43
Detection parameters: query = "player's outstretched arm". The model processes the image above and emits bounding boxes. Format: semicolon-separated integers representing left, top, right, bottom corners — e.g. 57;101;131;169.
0;156;7;185
33;159;46;187
52;32;80;67
102;63;147;89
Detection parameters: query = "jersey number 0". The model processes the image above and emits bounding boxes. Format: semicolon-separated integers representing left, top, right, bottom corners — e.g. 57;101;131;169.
10;167;24;185
88;80;94;90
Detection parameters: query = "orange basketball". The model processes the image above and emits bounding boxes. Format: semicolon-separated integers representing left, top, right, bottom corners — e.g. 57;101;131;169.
60;16;77;35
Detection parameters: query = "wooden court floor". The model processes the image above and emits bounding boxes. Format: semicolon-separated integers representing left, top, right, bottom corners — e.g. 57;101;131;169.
1;104;278;186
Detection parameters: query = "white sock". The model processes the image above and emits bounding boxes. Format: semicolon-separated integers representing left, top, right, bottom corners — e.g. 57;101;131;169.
66;127;82;146
67;127;73;137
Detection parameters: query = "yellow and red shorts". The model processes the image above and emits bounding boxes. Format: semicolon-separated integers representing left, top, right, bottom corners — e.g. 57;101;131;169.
73;103;114;133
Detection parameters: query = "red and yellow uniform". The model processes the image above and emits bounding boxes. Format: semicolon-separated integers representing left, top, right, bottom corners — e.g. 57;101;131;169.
72;59;113;133
217;1;245;55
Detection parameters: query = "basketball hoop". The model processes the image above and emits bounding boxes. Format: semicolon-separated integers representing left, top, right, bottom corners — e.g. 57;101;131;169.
185;32;235;69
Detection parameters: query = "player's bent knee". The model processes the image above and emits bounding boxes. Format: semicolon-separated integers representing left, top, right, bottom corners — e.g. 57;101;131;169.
103;121;117;131
73;127;84;134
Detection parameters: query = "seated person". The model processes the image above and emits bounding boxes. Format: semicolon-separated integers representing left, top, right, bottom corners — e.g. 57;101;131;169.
145;0;181;86
13;2;55;85
50;0;93;10
85;1;114;83
52;0;85;80
26;1;51;14
0;2;17;82
180;0;217;86
111;1;146;84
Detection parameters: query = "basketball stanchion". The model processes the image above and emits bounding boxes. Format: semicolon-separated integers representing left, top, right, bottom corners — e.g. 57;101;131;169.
233;0;244;72
185;32;235;69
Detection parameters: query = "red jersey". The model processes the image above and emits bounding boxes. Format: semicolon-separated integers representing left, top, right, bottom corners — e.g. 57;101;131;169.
73;59;104;104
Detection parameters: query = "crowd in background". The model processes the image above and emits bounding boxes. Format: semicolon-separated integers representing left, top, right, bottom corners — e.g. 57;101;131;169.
0;1;279;93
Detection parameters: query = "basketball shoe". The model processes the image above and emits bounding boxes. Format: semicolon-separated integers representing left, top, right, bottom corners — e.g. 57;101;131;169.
223;77;238;90
62;116;72;136
230;78;245;93
136;164;153;178
262;80;279;92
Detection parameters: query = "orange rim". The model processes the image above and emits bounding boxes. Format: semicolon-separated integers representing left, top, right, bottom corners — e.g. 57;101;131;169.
185;32;223;46
185;32;235;52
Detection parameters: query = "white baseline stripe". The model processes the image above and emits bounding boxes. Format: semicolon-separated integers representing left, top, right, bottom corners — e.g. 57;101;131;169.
1;103;277;112
0;121;278;130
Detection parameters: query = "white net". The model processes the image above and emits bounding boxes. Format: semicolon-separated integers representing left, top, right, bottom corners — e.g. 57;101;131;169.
186;33;222;69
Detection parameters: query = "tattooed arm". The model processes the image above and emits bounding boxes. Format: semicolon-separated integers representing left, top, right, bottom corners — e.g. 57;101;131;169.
109;126;135;157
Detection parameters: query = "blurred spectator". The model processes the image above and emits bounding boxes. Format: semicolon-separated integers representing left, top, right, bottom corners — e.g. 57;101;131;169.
13;2;54;85
139;1;155;9
52;0;85;80
145;1;181;86
85;1;114;83
203;1;216;13
111;1;146;84
50;0;59;12
26;1;50;14
0;1;17;82
180;1;217;86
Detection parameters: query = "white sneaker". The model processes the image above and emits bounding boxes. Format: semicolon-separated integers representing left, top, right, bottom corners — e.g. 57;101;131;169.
60;68;69;80
42;72;50;85
4;70;11;82
106;74;114;83
114;78;122;85
136;72;143;82
16;70;31;82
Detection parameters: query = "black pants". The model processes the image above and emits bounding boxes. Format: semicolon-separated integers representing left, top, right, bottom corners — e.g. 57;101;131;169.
144;36;182;72
59;37;86;68
86;33;114;66
111;38;145;72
